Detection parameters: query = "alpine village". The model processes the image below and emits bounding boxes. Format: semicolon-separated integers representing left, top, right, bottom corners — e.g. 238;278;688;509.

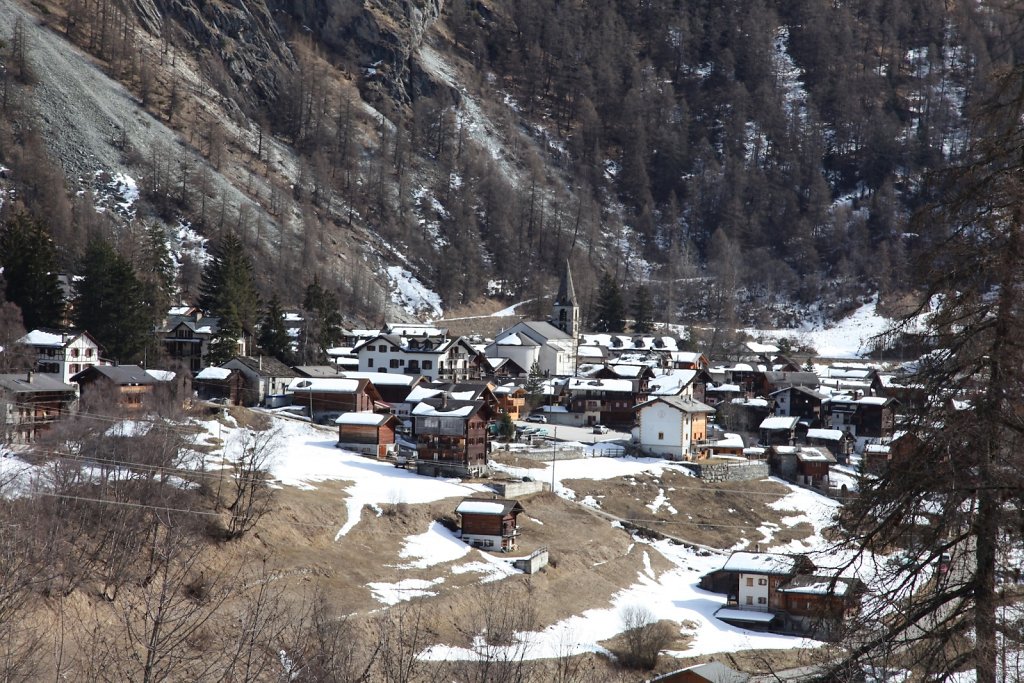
0;0;1021;681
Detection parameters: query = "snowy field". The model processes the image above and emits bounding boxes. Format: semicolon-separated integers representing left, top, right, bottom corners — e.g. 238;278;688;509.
200;417;846;662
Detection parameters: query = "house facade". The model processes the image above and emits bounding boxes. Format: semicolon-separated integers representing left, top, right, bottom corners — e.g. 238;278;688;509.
412;396;491;476
635;395;715;460
565;376;645;427
0;372;78;443
72;364;157;411
335;412;399;458
20;329;103;384
487;321;577;377
288;377;384;422
455;498;524;551
355;333;482;382
222;356;298;407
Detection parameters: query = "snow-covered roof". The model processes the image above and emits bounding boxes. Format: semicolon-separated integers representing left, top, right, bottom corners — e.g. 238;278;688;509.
412;401;475;417
577;345;606;358
707;383;741;393
341;372;416;386
759;416;799;431
718;433;744;448
649;370;698;396
145;369;176;382
567;377;634;393
455;498;522;516
806;428;846;441
335;412;390;426
20;329;67;347
196;367;232;380
731;397;769;408
722;552;802;575
405;386;444;402
289;378;362;393
745;341;780;354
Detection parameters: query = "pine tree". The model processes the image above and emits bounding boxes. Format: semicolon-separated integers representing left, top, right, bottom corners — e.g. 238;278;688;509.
300;276;342;364
0;213;63;330
199;233;260;356
593;272;625;333
257;294;292;363
631;284;654;333
73;239;154;363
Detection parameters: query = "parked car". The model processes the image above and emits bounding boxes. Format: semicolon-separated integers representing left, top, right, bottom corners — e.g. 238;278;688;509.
937;552;952;574
592;424;609;434
526;414;547;423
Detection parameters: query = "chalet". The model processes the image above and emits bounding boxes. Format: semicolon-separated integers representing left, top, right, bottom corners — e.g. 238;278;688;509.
564;376;646;427
72;364;157;411
758;416;799;446
487;321;577;377
412;396;492;476
804;428;855;463
482;356;529;380
769;385;827;425
635;395;715;461
705;551;862;639
288;377;385;422
768;446;836;487
823;395;899;444
20;328;103;384
704;383;742;406
340;372;424;404
666;351;710;370
292;365;346;378
872;373;928;411
455;497;524;551
335;412;400;459
759;371;820;396
715;363;761;395
0;371;78;443
648;368;713;403
492;383;527;421
592;363;655;393
355;332;483;382
194;366;246;405
222;356;298;407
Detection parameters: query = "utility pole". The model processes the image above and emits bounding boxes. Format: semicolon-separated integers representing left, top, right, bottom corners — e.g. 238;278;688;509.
550;425;557;493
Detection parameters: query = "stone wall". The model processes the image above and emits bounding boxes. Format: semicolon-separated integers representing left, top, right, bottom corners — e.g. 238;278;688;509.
682;461;770;482
490;480;545;498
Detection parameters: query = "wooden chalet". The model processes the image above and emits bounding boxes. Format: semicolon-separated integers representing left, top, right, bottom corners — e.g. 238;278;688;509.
824;395;899;441
335;412;400;458
287;377;385;422
769;385;827;425
455;497;524;551
72;364;157;411
194;366;246;405
0;371;77;443
758;416;799;446
412;395;492;476
768;446;836;488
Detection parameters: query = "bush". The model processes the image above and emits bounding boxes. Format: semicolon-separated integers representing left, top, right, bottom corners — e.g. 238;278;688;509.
617;605;674;670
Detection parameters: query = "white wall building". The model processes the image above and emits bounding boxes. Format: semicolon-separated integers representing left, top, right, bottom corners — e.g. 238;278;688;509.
354;334;479;382
20;329;104;385
486;321;576;377
635;395;715;460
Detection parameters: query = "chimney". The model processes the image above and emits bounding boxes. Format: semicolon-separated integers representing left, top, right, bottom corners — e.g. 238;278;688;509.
26;370;33;383
259;356;263;371
441;392;449;409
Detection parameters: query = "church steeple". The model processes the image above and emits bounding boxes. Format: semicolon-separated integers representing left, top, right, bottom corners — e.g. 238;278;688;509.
551;260;580;338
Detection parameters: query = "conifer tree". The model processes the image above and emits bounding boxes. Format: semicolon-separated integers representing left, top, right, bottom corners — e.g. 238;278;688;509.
199;233;260;357
300;276;342;364
631;284;654;333
0;213;63;330
73;239;154;363
593;272;625;333
257;295;292;363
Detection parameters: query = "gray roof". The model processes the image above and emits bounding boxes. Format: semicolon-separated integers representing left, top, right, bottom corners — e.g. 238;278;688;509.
518;320;572;341
0;373;77;394
639;395;715;414
76;365;157;385
226;356;297;378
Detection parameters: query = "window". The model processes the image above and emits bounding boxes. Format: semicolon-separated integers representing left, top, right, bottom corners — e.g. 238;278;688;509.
70;348;79;358
758;578;767;586
745;596;753;605
368;358;374;367
758;597;767;605
423;361;433;370
85;348;93;358
390;359;400;369
69;364;79;374
745;577;753;587
658;432;664;440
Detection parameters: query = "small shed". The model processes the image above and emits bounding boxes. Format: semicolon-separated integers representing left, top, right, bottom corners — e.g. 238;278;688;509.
758;415;799;446
195;366;245;405
455;498;524;552
335;412;400;459
769;446;836;487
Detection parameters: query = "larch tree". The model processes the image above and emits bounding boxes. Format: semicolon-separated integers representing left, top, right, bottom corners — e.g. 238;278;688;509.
830;62;1024;683
592;272;625;334
631;284;654;333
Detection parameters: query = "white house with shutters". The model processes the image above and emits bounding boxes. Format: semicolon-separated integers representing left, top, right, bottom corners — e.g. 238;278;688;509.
20;329;104;384
486;321;576;377
635;395;715;460
354;333;480;382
